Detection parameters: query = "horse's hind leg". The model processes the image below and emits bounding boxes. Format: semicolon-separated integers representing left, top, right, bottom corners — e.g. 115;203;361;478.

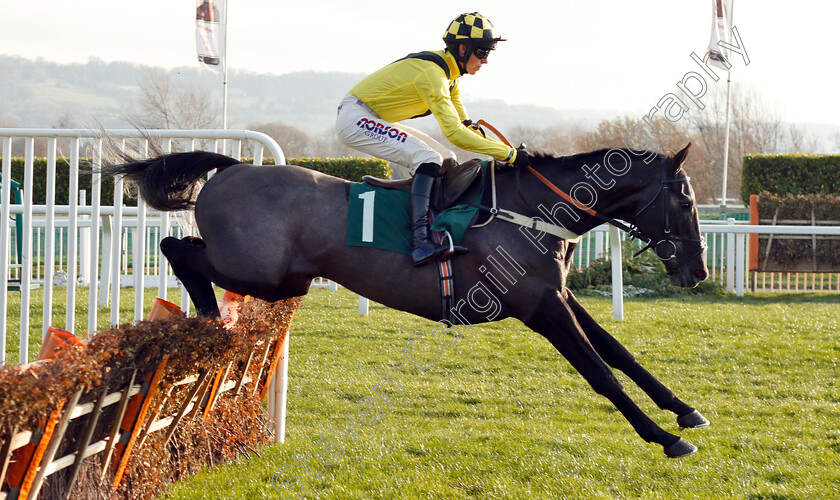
160;236;220;318
564;290;710;429
525;289;696;458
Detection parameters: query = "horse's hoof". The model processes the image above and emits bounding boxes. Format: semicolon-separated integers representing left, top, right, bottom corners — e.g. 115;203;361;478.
677;409;710;429
664;438;698;458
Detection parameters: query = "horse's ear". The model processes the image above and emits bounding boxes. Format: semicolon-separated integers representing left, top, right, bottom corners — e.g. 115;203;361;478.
672;142;691;169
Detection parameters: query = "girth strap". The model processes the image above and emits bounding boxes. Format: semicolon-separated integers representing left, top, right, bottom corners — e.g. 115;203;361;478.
431;228;455;323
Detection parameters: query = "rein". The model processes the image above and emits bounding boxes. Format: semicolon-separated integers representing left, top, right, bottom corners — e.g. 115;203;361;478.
476;120;706;273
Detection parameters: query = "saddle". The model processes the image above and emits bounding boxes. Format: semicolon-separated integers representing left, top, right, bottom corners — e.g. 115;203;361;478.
362;159;485;215
361;159;484;325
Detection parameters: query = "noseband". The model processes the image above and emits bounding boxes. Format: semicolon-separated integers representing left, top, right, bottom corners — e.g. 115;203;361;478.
522;157;706;275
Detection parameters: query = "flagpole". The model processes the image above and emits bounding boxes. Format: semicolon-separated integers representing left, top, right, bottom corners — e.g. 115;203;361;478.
222;0;229;131
721;72;731;207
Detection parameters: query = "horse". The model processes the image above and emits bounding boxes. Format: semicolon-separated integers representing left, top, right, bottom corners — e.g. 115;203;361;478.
102;142;710;458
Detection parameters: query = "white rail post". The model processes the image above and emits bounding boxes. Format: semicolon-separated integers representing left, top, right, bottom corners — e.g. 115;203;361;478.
133;141;149;322
274;336;290;443
0;137;12;364
736;232;746;297
20;138;35;363
110;172;124;326
99;215;112;307
158;140;172;301
78;191;90;286
87;141;103;336
66;141;81;331
726;218;736;293
609;225;624;321
133;210;147;321
43;139;57;338
595;230;605;259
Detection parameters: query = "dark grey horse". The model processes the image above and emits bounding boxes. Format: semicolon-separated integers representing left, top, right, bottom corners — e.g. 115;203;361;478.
103;143;710;457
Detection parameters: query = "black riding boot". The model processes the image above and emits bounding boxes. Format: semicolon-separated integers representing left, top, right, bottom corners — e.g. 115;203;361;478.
410;167;467;266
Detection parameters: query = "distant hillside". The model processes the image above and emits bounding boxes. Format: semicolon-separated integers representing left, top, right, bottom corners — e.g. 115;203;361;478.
4;55;836;153
0;55;612;136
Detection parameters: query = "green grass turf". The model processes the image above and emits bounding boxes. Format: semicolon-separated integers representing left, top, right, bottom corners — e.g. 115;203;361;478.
27;287;830;499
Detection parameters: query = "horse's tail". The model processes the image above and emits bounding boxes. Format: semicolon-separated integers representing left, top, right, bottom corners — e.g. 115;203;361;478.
101;151;240;212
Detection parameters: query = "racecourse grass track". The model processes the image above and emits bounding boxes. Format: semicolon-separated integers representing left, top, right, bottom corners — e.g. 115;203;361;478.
156;288;840;499
7;288;838;498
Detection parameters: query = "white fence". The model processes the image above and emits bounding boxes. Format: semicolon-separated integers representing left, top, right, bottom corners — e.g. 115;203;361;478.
1;128;285;366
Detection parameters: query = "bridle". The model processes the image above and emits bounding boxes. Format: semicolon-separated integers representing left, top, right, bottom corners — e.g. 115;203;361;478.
477;120;706;274
518;159;704;274
623;158;707;273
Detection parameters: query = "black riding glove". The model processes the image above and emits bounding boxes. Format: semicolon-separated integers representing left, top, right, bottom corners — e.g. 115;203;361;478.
462;119;486;138
511;147;530;168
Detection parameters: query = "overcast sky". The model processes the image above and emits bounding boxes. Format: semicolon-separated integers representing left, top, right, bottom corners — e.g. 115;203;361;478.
2;0;839;128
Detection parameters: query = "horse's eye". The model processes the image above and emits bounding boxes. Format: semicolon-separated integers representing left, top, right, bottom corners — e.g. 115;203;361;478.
680;201;692;209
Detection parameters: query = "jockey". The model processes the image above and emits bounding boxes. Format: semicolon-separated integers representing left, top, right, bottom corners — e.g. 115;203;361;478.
336;12;531;267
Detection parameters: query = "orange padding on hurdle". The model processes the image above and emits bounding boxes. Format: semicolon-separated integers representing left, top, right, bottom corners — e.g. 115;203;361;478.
3;328;86;493
148;298;185;321
112;356;170;490
38;326;87;361
5;400;65;498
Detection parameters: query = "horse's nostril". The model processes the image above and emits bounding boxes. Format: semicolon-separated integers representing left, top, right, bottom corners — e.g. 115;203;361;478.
694;269;707;278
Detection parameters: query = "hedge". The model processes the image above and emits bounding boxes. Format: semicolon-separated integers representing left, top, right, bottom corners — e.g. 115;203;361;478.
0;295;299;498
741;154;840;204
251;157;391;182
756;190;840;271
1;156;391;205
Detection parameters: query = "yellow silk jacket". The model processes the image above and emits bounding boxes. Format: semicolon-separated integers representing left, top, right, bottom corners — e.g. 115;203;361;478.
350;49;515;162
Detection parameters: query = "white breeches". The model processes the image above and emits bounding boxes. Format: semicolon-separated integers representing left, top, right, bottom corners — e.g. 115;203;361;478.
335;93;455;175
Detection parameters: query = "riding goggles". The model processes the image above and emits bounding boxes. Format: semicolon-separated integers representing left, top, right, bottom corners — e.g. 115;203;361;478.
473;46;492;59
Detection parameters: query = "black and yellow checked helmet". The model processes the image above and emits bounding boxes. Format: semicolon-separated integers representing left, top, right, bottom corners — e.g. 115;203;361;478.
442;12;505;58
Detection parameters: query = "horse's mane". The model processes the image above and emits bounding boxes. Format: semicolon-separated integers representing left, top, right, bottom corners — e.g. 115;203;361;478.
529;148;665;169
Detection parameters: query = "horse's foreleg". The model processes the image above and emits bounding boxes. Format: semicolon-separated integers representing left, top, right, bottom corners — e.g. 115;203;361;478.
160;236;220;318
525;289;696;458
564;290;710;429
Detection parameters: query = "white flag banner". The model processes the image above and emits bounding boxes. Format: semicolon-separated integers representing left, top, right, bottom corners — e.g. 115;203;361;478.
705;0;734;71
196;0;225;74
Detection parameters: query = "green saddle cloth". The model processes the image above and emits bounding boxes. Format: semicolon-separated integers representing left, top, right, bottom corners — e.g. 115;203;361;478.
346;165;486;254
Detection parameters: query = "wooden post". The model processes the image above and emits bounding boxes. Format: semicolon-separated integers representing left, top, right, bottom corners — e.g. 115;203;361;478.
112;356;169;490
65;385;109;495
164;370;211;445
16;401;65;500
30;388;85;499
203;361;233;420
749;194;759;271
0;424;18;489
100;369;137;478
259;317;294;401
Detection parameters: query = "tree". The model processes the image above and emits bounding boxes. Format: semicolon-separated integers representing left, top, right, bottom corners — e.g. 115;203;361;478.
507;124;582;155
832;132;840;152
246;122;311;158
506;85;820;204
566;116;721;203
133;68;219;129
687;84;816;203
